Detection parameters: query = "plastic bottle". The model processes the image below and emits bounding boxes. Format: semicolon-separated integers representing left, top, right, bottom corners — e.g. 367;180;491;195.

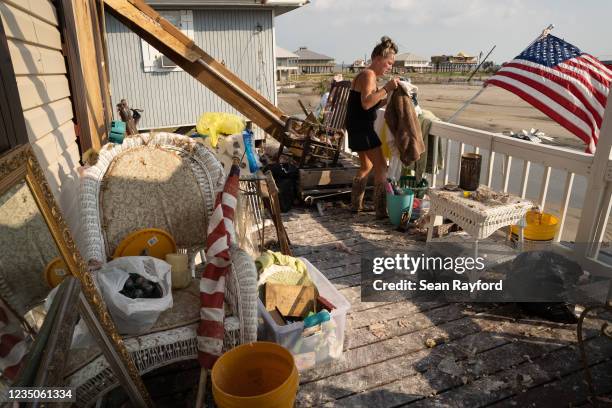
242;121;260;173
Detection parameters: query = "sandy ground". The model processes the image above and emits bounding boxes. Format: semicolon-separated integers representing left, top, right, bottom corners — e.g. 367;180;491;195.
278;83;584;150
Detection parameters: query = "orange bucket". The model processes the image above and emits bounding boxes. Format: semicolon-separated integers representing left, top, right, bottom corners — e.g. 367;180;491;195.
212;342;299;408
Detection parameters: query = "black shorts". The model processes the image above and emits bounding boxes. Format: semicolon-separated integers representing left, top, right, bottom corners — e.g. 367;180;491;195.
347;125;382;152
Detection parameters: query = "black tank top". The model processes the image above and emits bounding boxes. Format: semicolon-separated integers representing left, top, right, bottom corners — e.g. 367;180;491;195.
346;89;379;130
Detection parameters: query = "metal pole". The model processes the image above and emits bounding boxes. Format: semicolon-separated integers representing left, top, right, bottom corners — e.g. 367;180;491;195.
467;45;496;83
447;24;554;124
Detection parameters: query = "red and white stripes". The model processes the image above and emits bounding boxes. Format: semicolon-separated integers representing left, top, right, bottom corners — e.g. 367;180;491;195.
0;301;27;381
197;164;240;369
488;53;611;154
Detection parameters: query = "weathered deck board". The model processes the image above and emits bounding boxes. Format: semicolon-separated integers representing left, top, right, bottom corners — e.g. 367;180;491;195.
282;207;612;407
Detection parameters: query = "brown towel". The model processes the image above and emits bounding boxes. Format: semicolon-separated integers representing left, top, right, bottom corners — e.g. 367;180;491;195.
384;86;425;165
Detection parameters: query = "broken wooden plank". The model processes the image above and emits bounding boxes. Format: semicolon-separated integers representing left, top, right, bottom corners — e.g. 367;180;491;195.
59;0;110;151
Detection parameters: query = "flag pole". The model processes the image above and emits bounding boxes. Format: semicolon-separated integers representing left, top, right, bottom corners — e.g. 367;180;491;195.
446;24;554;124
467;45;496;83
195;368;208;407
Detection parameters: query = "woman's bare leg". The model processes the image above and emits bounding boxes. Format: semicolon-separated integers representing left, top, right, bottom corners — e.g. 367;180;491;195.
363;147;387;184
364;147;388;218
352;151;374;211
357;151;374;179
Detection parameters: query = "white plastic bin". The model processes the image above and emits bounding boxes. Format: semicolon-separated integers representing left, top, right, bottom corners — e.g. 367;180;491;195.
257;258;350;371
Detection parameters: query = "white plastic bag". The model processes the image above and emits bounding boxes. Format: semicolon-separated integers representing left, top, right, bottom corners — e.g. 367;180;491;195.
97;256;173;335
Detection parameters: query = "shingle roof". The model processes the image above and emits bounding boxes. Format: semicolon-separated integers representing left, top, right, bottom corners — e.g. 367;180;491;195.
294;47;334;61
276;46;299;59
395;52;428;62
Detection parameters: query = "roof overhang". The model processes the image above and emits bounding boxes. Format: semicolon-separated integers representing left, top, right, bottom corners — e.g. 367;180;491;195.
146;0;309;16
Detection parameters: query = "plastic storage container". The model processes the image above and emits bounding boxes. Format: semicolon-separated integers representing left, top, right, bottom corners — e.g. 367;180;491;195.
257;258;350;371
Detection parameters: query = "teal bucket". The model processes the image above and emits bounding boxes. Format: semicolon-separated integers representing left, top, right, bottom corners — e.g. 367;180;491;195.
386;190;414;226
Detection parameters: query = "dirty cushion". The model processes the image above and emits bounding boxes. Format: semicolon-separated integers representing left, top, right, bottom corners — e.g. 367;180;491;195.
101;146;207;257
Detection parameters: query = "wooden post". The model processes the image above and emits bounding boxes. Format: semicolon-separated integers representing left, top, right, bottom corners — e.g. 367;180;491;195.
195;368;208;408
59;0;110;151
264;171;293;256
575;91;612;258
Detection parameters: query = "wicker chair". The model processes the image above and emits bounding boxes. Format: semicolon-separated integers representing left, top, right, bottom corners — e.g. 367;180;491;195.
71;133;257;405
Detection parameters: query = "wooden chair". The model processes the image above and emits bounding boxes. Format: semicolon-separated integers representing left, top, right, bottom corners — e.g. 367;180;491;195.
277;80;351;167
73;133;257;405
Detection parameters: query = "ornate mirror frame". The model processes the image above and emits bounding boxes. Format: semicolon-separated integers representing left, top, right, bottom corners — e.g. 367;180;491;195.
0;145;152;406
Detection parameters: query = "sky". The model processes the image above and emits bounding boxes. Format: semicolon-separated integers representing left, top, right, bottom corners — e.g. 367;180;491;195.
275;0;612;65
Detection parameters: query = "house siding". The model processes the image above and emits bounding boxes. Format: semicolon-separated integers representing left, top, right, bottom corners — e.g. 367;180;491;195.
105;8;276;135
0;0;81;209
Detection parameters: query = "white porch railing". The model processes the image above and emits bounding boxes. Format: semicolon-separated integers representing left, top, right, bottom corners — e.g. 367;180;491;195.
426;93;612;283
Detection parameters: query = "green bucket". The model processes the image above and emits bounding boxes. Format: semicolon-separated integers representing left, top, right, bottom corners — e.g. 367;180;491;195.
386;189;414;226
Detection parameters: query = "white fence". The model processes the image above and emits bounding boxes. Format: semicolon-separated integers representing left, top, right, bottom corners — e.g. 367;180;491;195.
427;109;612;282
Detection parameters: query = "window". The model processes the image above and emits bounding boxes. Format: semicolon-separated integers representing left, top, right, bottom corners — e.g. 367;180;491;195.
141;10;194;73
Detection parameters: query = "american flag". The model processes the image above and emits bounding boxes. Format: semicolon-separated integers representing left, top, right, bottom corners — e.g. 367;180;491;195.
197;163;240;369
0;300;27;381
487;34;612;153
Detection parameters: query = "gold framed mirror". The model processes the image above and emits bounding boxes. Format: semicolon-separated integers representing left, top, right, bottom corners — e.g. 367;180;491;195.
0;145;151;405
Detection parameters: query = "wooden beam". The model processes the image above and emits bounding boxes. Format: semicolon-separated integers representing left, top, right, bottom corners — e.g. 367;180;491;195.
59;0;109;152
91;0;114;127
103;0;287;140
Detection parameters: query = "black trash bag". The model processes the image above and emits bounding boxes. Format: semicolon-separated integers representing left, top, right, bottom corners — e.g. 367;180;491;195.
506;251;583;323
505;250;582;302
265;163;299;212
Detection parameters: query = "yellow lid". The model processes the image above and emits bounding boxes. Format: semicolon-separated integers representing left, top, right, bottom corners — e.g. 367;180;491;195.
113;228;177;260
44;257;71;288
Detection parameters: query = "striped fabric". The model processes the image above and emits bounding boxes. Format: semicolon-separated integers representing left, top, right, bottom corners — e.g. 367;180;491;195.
0;301;27;381
197;163;240;369
487;34;612;153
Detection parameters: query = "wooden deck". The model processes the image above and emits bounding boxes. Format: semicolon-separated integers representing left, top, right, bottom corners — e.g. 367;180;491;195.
281;206;612;407
105;205;612;407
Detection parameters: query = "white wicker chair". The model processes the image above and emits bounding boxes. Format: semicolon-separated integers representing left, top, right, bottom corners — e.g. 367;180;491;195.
71;133;257;405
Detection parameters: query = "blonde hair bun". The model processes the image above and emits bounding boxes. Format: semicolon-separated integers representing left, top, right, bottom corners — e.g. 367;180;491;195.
371;36;398;59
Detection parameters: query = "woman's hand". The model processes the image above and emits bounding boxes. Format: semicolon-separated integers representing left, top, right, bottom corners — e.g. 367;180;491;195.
383;77;400;93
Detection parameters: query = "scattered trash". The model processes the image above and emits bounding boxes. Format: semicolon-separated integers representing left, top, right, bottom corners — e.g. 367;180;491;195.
437;356;463;377
369;322;388;339
480;378;508;394
397;319;409;328
504;128;553;143
334;242;355;254
518;373;534;385
425;338;437;348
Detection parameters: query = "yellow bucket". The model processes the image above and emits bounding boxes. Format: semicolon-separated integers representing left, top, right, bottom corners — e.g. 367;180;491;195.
511;210;559;241
212;342;299;408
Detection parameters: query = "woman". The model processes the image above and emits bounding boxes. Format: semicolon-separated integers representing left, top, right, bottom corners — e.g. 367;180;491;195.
346;36;399;218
